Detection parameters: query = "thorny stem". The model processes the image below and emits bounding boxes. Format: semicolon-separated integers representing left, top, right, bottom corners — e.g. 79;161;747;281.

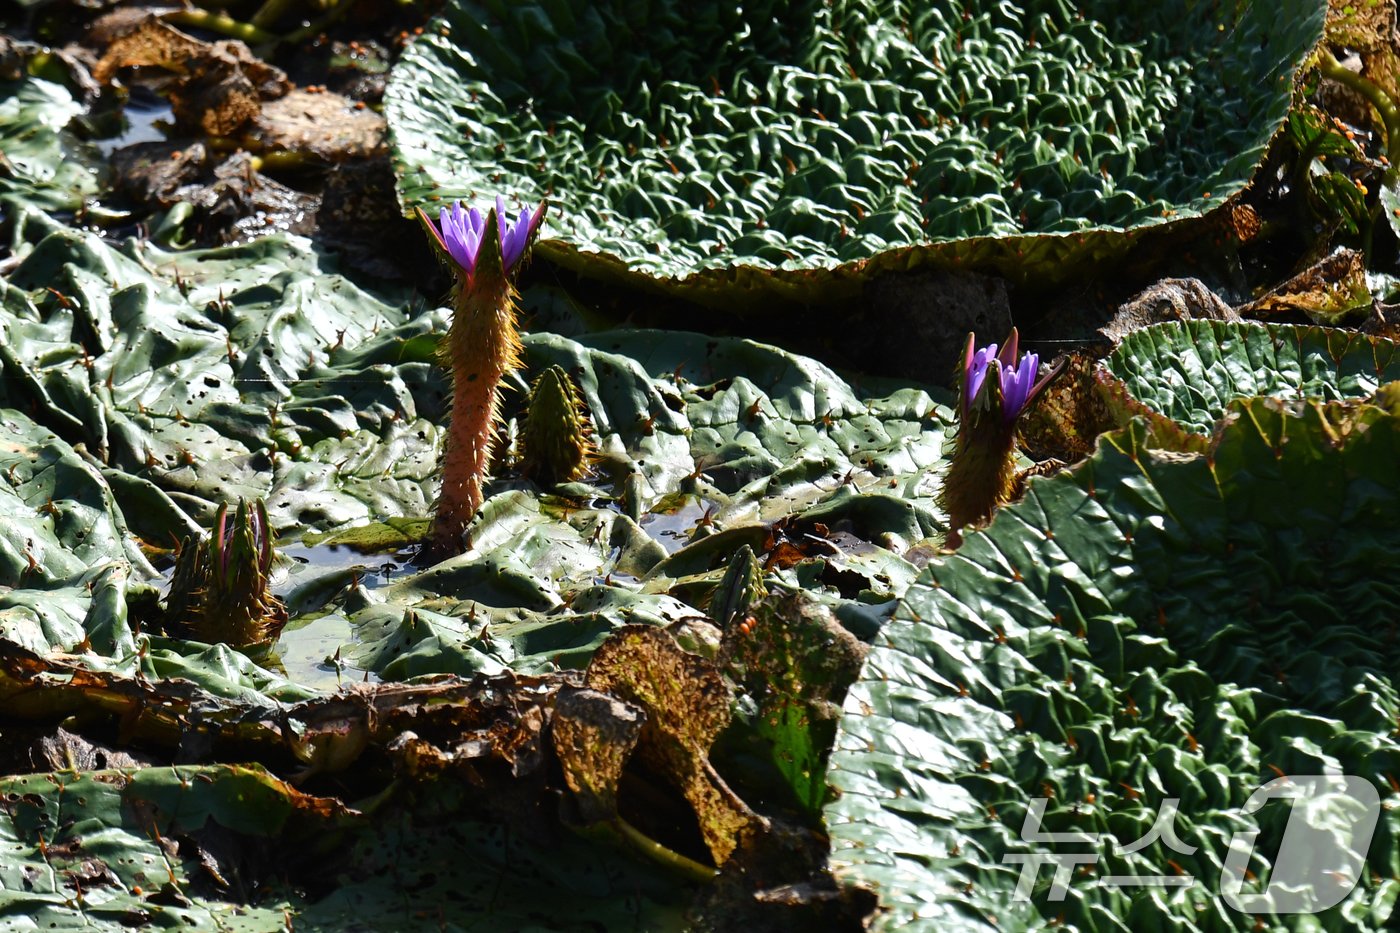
422;267;520;562
940;420;1018;549
1317;47;1400;187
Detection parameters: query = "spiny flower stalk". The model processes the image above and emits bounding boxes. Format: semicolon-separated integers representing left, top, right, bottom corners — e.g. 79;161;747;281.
521;365;595;485
418;195;547;562
165;498;288;649
940;328;1059;548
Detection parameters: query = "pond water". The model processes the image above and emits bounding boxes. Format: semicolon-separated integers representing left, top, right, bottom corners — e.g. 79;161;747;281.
155;539;414;689
272;541;419;687
638;495;719;554
93;88;173;157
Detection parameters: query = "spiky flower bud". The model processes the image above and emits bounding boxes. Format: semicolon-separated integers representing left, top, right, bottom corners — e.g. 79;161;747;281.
521;365;594;485
940;328;1059;547
165;498;288;649
709;544;767;631
417;196;548;563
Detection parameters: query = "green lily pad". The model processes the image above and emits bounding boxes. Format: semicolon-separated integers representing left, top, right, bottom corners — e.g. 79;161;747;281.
1106;320;1400;434
1;186;954;691
0;764;689;931
825;396;1400;931
386;0;1324;306
0;75;99;214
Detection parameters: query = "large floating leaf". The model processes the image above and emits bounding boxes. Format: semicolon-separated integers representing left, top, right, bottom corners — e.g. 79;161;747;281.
0;75;98;214
304;328;952;682
1;204;443;535
0;408;153;589
825;396;1400;930
386;0;1324;305
1107;320;1400;433
0;200;951;690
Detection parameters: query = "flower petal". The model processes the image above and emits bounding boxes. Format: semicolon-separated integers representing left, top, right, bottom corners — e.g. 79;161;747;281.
966;342;997;409
438;202;480;273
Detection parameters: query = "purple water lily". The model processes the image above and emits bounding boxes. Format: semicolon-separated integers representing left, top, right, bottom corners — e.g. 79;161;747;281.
962;328;1051;422
943;328;1065;547
426;196;545;277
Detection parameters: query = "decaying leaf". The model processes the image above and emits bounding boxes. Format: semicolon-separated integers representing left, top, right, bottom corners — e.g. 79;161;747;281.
1362;301;1400;339
1326;0;1400;118
92;17;289;136
1238;247;1371;324
24;726;157;773
1018;353;1207;464
585;624;764;866
252;89;386;162
551;685;645;824
110;140;209;206
1095;277;1239;348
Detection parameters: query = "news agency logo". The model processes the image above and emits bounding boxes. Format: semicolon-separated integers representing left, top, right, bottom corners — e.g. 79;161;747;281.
1004;773;1381;914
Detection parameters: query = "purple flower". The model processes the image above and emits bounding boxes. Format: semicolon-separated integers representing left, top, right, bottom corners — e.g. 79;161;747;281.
424;196;546;277
961;329;1050;423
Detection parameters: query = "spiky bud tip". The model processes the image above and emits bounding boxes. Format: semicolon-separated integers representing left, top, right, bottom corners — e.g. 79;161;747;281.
521;365;595;486
164;498;288;649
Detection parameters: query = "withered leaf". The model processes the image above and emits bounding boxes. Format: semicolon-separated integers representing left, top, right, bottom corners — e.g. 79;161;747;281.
92;17;289;136
585;625;762;866
1239;247;1371;325
550;686;645;824
253;89;387;162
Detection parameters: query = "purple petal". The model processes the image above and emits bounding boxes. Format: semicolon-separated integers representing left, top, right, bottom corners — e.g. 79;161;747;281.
501;203;538;270
996;329;1019;370
438;203;480;273
496;196;509;254
502;218;525;269
1000;352;1039;420
527;201;547;238
965;342;997;407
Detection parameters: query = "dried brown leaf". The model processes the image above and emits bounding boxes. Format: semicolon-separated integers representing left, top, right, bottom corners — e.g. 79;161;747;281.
253;89;387;162
550;686;645;823
585;625;763;866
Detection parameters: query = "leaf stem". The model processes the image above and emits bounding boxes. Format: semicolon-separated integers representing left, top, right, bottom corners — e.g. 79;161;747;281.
1317;47;1400;186
614;817;717;882
162;8;276;45
251;0;298;31
278;0;357;47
